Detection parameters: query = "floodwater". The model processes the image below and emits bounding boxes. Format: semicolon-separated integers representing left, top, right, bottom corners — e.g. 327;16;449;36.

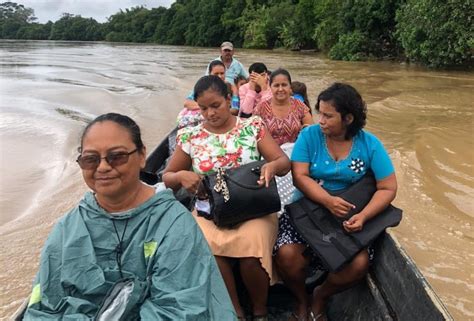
0;40;473;320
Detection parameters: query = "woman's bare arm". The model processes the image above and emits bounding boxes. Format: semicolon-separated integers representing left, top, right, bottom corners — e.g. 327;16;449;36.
184;99;199;110
257;132;290;186
162;146;201;194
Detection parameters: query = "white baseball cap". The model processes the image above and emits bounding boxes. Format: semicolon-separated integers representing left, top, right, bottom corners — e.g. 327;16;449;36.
220;41;234;50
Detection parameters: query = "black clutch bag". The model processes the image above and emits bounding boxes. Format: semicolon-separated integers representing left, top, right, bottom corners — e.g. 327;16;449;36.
286;173;402;271
203;160;281;228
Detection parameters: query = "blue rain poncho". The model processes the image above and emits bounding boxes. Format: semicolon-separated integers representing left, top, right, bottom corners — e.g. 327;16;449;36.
23;189;236;320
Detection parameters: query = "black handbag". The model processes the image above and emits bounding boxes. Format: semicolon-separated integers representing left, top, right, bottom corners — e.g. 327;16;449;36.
203;160;281;228
285;173;402;272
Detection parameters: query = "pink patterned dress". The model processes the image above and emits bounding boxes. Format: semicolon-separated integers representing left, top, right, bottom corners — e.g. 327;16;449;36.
254;97;310;145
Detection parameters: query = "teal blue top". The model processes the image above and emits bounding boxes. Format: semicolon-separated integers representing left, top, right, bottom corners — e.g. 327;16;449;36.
291;125;394;194
23;189;236;320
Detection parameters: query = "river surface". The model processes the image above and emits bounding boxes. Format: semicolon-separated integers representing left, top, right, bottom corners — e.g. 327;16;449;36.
0;40;473;320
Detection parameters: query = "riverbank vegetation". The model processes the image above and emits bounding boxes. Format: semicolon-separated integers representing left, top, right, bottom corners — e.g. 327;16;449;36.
0;1;472;68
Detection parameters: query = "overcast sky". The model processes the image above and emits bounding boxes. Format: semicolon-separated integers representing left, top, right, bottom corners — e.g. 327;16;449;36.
18;0;175;23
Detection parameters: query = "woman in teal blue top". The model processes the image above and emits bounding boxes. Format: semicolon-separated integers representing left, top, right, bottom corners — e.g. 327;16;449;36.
274;83;397;321
23;113;236;320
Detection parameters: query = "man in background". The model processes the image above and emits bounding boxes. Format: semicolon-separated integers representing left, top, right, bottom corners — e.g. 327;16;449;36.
207;41;248;84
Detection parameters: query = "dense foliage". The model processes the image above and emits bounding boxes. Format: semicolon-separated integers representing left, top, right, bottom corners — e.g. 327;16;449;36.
0;0;472;68
396;0;473;68
50;13;103;41
1;1;36;38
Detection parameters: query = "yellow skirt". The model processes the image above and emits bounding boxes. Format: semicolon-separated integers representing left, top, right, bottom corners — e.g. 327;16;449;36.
192;210;278;285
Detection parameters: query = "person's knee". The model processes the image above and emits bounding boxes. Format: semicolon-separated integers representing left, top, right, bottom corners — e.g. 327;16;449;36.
276;245;306;272
350;251;369;280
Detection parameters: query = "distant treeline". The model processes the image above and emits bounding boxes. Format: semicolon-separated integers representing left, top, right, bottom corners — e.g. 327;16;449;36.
1;0;472;68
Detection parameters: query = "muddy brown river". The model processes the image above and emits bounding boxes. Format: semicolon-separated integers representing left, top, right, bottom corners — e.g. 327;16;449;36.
0;40;472;320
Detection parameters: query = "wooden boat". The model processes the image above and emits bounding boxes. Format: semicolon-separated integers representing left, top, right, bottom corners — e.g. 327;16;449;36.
141;127;454;321
12;127;453;321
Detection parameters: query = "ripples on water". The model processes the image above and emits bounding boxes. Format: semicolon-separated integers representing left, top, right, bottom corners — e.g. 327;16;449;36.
0;40;473;319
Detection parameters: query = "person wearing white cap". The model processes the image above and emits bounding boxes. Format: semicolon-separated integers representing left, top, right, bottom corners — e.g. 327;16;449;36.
206;41;248;84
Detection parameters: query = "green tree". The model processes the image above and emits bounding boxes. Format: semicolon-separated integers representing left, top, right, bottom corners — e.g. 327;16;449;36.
143;7;167;41
163;2;189;45
220;0;246;47
153;4;177;43
313;0;403;61
50;13;102;41
0;1;37;38
279;0;317;49
313;0;344;51
16;21;52;39
185;0;227;47
241;1;295;49
241;4;268;48
106;6;161;42
396;0;473;67
329;31;369;60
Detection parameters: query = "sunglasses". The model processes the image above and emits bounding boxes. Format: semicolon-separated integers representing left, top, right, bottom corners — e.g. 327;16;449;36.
76;149;138;170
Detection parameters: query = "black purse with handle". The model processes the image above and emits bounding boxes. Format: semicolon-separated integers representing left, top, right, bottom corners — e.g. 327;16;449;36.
203;160;281;228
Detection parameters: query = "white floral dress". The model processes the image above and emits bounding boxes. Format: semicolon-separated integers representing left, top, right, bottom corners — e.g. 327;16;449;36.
177;115;279;284
178;116;265;174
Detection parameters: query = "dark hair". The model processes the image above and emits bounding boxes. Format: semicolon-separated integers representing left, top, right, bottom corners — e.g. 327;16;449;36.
316;83;367;139
208;60;226;73
194;75;229;101
291;81;311;109
79;113;144;153
234;74;247;85
269;68;292;85
248;62;268;74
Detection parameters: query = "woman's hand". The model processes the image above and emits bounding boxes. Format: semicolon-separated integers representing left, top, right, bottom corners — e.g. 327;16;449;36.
325;195;355;217
343;213;366;233
255;73;268;91
258;162;276;188
178;170;202;194
248;72;258;91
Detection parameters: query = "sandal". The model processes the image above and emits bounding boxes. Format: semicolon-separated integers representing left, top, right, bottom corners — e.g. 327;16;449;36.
252;315;268;321
309;311;327;321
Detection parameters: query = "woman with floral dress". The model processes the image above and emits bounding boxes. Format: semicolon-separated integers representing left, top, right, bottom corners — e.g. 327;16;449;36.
163;75;290;321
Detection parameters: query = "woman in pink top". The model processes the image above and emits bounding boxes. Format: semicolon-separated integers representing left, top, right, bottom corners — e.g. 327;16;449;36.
254;68;314;145
239;62;273;117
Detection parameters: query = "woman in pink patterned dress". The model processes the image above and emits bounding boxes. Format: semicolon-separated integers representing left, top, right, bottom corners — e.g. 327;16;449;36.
254;68;313;146
163;75;290;320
